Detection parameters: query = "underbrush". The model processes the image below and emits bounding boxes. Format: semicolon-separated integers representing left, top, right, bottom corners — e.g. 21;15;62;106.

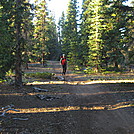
25;72;55;79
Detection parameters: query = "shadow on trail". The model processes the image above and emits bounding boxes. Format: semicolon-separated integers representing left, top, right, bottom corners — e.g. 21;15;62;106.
1;61;133;134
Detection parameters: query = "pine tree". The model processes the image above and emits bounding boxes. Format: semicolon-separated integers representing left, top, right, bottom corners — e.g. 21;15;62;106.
118;2;134;67
58;12;66;54
60;0;79;67
81;0;107;72
45;16;59;60
14;0;34;86
34;0;59;62
0;0;15;79
80;0;133;72
0;0;33;85
102;0;132;70
33;0;49;66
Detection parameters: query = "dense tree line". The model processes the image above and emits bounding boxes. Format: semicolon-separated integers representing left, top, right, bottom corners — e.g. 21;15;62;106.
0;0;34;86
59;0;134;72
0;0;133;86
0;0;59;86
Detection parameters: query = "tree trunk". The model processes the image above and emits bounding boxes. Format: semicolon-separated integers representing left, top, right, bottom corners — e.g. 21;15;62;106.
15;49;22;87
15;0;22;87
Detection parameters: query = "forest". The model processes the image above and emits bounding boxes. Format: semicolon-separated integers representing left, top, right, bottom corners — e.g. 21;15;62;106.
0;1;134;133
0;0;134;87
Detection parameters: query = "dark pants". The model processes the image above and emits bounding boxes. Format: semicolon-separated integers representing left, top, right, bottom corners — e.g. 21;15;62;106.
62;64;67;75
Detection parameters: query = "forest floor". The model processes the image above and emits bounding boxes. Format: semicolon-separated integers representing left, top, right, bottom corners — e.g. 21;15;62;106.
0;61;134;134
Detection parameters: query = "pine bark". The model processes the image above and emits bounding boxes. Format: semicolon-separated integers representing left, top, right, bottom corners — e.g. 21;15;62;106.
15;0;22;87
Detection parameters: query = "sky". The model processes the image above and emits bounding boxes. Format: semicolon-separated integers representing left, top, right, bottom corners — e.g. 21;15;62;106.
30;0;82;23
47;0;82;23
30;0;133;23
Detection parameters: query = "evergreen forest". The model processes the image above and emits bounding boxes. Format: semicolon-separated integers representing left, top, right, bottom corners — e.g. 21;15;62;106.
0;0;134;86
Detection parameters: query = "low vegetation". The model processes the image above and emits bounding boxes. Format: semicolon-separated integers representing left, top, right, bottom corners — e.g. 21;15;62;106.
25;72;55;79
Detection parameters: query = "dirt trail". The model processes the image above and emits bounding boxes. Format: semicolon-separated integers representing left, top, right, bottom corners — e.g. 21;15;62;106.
0;60;134;134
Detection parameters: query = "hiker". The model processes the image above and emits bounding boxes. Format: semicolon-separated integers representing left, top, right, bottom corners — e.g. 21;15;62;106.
60;54;67;75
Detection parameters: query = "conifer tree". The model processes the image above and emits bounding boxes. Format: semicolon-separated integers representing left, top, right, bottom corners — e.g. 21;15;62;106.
0;0;33;86
45;16;59;60
117;2;134;67
80;0;133;72
14;0;34;86
34;0;48;65
81;0;107;72
0;0;15;79
21;1;34;69
58;12;66;54
34;0;59;63
102;0;133;70
61;0;79;66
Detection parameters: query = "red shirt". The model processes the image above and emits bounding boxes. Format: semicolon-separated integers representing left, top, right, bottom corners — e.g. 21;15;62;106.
61;56;67;65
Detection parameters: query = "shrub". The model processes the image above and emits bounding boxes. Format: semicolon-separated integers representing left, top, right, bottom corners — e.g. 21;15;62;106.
25;72;55;79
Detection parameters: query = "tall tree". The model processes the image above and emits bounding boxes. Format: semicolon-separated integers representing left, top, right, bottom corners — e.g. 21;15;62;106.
102;0;133;70
60;0;79;66
14;0;33;86
80;0;133;72
34;0;49;65
58;12;66;54
34;0;59;62
118;2;134;67
45;16;59;60
81;0;107;72
0;0;15;79
0;0;33;85
21;1;34;69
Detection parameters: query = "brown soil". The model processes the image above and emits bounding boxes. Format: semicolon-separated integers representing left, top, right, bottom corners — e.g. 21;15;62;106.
0;61;134;134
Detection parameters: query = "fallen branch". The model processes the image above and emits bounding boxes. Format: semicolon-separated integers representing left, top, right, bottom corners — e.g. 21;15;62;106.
1;104;14;110
13;118;28;121
0;108;20;117
0;105;28;124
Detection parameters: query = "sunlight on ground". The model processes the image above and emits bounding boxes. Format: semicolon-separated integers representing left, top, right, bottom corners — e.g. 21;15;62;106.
7;101;134;114
26;80;134;85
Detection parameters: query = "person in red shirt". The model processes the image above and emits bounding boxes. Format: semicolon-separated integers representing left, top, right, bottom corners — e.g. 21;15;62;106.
60;54;67;75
